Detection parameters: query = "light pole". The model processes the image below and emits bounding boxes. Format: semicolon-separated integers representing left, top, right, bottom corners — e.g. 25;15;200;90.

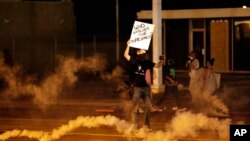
116;0;120;62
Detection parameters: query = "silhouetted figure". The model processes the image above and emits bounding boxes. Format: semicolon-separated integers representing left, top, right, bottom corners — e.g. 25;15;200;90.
2;48;14;67
0;49;14;91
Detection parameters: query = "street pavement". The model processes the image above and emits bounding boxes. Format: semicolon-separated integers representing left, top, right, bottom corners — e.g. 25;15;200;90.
0;72;250;141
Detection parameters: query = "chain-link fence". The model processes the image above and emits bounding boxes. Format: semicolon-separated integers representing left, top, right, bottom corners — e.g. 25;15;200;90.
0;35;127;77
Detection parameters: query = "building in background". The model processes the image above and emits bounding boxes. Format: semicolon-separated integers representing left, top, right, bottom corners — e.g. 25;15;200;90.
1;0;250;75
137;8;250;72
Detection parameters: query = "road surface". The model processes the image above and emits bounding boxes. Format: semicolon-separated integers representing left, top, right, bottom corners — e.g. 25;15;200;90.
0;78;249;141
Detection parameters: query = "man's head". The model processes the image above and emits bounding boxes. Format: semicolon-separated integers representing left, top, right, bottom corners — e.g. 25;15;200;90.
167;58;174;66
207;58;215;66
135;49;148;61
188;51;197;61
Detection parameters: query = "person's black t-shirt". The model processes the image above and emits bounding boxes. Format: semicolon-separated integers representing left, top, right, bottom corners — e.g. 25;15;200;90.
129;56;154;87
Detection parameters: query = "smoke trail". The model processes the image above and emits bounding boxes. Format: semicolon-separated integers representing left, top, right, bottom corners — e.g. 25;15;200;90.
0;53;107;109
0;115;133;141
0;112;231;141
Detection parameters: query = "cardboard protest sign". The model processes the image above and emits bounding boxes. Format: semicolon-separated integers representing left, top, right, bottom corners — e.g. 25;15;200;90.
129;21;154;50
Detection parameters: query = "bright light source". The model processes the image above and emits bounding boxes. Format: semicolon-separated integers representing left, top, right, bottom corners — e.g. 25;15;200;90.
242;5;247;9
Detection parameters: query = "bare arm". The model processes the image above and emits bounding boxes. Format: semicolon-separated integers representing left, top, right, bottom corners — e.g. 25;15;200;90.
124;40;131;61
145;69;152;95
145;69;151;86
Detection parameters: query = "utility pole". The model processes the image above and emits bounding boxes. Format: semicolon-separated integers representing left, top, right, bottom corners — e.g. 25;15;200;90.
151;0;164;94
116;0;120;62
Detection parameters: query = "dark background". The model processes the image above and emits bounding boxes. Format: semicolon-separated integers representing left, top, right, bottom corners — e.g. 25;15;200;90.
1;0;250;74
71;0;250;41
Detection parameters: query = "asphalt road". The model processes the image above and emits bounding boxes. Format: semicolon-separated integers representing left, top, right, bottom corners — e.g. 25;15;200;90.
0;77;249;141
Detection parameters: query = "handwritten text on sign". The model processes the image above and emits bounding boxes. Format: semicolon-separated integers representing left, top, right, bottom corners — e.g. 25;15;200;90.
129;21;154;50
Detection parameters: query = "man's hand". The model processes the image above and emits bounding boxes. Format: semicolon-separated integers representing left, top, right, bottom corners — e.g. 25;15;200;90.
127;39;132;46
155;60;164;68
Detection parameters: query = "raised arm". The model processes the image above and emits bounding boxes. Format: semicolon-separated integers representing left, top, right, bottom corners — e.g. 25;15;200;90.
124;40;131;61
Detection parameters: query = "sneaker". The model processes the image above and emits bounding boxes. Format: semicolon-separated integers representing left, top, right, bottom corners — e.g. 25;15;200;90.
141;125;152;132
182;107;187;111
151;106;163;112
177;107;187;112
138;107;144;113
172;106;178;111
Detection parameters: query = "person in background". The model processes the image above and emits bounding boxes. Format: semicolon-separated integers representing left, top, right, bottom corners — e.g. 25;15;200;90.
124;39;163;129
185;51;203;105
0;48;15;91
203;58;218;95
156;58;186;111
2;48;14;68
165;58;177;86
186;51;200;75
165;58;179;110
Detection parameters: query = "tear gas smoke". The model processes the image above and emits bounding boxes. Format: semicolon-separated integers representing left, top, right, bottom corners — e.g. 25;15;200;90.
0;112;231;141
100;65;124;80
170;111;231;139
219;85;250;111
188;68;229;115
0;53;107;109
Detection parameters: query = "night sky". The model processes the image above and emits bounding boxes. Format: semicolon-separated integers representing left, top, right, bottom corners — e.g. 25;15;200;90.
71;0;250;40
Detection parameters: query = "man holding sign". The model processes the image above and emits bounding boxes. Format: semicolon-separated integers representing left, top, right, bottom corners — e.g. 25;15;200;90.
123;21;163;129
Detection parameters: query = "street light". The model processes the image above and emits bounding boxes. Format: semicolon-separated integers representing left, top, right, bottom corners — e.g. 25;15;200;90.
242;0;247;9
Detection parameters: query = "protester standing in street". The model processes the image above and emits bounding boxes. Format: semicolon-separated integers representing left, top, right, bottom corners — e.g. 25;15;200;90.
124;39;163;129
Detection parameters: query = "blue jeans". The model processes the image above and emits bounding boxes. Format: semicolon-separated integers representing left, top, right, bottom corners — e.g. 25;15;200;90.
131;87;152;128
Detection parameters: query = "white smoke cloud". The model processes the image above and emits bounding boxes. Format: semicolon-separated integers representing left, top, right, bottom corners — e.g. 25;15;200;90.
188;68;229;115
0;53;107;109
219;84;250;111
169;111;231;139
100;65;125;81
0;112;232;141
